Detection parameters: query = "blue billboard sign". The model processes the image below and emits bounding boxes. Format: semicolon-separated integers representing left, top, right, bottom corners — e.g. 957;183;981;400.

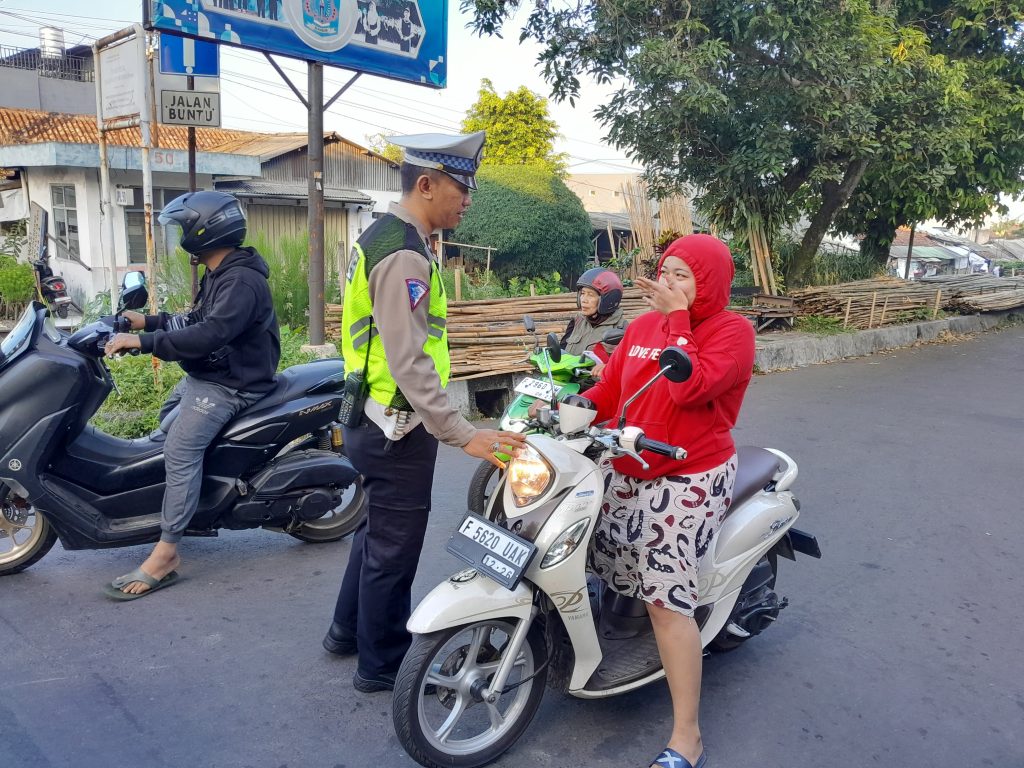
145;0;447;88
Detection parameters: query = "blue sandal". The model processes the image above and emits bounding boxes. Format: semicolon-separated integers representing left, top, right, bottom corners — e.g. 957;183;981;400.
651;747;707;768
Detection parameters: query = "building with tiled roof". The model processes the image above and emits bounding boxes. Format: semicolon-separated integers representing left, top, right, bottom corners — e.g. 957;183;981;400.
0;105;399;301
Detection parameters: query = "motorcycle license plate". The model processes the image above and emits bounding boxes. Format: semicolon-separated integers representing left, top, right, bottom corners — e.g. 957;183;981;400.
514;377;561;401
446;514;537;590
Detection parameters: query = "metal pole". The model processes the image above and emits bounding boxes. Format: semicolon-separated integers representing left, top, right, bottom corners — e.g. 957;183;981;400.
308;61;325;345
141;30;158;315
188;74;199;302
904;223;916;280
93;41;119;311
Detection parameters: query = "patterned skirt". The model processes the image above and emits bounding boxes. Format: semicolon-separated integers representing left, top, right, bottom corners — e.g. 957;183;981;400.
589;454;738;616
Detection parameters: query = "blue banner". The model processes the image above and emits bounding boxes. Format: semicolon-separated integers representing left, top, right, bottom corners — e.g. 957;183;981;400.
145;0;447;88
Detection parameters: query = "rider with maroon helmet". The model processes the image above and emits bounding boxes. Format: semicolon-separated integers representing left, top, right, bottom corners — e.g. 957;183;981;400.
560;267;627;368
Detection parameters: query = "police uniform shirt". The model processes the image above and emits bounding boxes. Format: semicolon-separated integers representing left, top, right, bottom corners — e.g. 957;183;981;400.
363;201;476;447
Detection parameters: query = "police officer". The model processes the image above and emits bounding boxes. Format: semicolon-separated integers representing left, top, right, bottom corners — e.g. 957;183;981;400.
323;130;527;692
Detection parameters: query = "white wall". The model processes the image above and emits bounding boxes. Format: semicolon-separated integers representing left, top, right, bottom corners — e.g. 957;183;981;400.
24;166;215;302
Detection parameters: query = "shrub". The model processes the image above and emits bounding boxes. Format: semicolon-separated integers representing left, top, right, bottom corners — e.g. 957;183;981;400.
453;165;591;282
0;260;36;304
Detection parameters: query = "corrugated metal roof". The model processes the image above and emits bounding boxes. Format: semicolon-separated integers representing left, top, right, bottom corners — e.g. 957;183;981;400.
216;178;371;204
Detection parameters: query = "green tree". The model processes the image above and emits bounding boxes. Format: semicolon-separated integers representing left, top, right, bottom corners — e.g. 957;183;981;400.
365;132;403;164
453;164;591;280
462;79;568;174
833;2;1024;267
462;0;1024;286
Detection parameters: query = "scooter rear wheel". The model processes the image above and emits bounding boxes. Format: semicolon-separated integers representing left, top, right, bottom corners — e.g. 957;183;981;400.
0;491;57;576
287;476;367;543
393;619;547;768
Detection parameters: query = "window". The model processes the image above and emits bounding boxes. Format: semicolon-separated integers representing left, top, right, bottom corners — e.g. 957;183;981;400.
125;188;188;264
589;190;597;196
50;184;80;255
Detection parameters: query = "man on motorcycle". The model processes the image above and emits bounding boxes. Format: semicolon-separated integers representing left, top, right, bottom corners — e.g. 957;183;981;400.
101;190;280;599
560;267;626;379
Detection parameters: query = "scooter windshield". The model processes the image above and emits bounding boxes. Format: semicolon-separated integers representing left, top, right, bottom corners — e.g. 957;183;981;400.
0;303;39;368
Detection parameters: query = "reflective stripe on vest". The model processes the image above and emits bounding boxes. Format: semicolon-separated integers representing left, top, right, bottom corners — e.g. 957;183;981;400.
340;214;449;411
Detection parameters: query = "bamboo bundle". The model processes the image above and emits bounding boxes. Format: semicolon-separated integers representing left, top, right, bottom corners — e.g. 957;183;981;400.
746;218;778;296
658;192;694;238
621;178;657;278
327;289;650;380
789;274;1024;328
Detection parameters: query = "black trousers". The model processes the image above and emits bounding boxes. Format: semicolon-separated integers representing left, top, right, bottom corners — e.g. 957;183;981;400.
333;419;438;676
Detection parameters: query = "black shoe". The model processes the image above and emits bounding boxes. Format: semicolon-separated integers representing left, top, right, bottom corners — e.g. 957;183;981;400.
353;669;396;693
323;622;357;656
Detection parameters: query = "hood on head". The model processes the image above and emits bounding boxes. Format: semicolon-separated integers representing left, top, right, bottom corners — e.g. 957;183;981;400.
657;234;735;322
215;246;271;279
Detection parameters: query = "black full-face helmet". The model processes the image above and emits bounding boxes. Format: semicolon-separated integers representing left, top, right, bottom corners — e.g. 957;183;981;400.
158;191;246;255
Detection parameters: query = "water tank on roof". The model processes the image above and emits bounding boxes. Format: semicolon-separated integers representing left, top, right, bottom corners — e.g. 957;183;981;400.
40;27;65;59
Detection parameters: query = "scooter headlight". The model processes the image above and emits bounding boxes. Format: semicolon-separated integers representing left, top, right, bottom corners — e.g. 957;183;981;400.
540;518;591;569
508;444;552;507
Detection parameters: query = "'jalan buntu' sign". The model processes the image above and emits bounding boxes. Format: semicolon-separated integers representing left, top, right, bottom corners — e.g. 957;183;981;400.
160;90;222;127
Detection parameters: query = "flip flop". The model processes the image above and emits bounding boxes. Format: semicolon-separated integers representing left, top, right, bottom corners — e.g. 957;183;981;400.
650;747;707;768
103;567;181;601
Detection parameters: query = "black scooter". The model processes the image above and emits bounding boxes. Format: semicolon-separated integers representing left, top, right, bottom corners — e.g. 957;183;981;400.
33;209;79;319
0;274;364;576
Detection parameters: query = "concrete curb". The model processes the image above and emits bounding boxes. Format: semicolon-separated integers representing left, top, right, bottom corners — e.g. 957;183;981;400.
447;310;1024;419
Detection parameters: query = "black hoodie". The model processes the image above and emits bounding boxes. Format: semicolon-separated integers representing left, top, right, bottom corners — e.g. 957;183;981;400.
139;246;281;393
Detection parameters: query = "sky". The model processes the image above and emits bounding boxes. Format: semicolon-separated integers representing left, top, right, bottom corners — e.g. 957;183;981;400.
0;1;640;175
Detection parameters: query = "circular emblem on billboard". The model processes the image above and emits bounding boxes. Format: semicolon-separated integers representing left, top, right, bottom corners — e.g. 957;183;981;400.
284;0;360;52
8;459;22;471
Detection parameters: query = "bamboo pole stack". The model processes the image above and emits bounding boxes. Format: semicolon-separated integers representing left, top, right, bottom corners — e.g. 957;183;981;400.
621;178;657;279
326;289;649;380
746;218;778;296
658;192;694;238
789;275;1024;329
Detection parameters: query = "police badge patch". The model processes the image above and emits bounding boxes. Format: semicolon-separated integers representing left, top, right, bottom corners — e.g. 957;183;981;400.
406;278;429;310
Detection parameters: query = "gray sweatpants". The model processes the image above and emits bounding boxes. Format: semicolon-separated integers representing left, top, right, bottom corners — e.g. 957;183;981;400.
157;376;264;543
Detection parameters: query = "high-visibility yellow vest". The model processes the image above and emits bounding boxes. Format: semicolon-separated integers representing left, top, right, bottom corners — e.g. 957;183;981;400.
340;213;449;410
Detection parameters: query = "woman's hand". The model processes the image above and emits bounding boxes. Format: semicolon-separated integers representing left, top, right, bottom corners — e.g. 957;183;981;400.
636;276;690;315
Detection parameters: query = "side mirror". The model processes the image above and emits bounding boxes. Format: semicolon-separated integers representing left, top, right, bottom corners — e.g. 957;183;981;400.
523;315;536;334
546;333;561;363
602;328;625;347
658;347;692;383
119;271;148;311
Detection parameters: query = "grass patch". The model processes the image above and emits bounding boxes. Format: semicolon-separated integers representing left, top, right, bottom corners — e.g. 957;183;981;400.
794;315;847;335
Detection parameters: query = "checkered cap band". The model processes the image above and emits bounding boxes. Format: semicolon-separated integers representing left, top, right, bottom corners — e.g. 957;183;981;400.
408;150;478;173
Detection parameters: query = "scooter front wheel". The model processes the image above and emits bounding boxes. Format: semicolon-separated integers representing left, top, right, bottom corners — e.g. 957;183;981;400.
0;491;57;576
393;619;547;768
467;460;503;516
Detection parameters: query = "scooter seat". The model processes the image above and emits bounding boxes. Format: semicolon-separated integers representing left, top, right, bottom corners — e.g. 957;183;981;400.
726;446;781;515
66;424;165;463
234;359;345;418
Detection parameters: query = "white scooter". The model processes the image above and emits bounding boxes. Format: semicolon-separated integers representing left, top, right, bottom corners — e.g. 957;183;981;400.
392;340;821;768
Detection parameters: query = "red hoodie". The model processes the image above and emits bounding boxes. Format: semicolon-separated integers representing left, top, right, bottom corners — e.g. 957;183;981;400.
582;234;755;479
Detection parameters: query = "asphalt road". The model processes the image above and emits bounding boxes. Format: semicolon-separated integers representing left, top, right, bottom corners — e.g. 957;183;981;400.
2;325;1022;768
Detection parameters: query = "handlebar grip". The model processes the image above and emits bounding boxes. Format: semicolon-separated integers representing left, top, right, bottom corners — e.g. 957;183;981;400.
635;435;687;461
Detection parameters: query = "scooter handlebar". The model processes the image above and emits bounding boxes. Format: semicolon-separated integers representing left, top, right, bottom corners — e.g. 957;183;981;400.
634;435;687;462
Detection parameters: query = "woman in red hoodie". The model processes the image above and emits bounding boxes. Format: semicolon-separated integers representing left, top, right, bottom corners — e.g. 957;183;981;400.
583;234;755;768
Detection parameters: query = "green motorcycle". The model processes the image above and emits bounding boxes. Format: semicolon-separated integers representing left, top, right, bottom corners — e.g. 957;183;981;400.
466;316;623;514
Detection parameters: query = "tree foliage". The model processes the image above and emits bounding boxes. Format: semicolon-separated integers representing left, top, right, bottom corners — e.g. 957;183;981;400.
453;164;591;281
462;0;1024;286
365;132;403;164
462;79;568;174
